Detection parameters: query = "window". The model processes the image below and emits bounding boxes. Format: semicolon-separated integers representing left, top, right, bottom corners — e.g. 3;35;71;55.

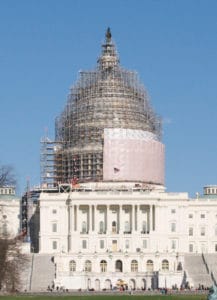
99;221;105;233
201;214;205;219
131;260;138;272
125;239;130;249
84;260;92;272
189;244;194;252
52;241;57;250
146;260;154;272
112;221;117;233
171;223;176;232
143;240;147;249
201;227;206;236
52;223;57;232
162;259;169;271
177;262;183;271
69;260;76;272
171;209;176;214
171;240;176;250
189;227;193;236
100;260;107;272
100;240;104;249
188;214;193;219
115;260;123;272
82;221;87;233
112;240;117;252
124;221;130;233
82;240;87;249
142;221;147;233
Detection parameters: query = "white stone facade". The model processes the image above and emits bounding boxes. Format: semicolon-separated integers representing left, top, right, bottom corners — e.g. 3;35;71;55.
38;183;217;290
0;191;20;238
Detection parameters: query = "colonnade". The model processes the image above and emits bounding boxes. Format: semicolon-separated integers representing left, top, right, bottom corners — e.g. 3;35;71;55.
67;203;155;235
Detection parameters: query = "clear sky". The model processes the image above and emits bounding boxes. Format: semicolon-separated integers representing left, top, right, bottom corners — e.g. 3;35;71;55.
0;0;217;196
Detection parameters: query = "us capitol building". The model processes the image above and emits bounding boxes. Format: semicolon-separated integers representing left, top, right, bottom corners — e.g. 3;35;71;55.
18;29;217;291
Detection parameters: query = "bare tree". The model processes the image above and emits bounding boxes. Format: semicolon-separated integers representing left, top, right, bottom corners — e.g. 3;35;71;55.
0;237;27;292
0;165;16;187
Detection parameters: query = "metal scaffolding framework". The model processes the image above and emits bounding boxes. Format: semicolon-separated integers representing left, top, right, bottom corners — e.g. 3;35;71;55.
40;28;162;187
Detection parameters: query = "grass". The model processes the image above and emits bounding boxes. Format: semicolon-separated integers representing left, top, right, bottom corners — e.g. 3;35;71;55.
0;295;208;300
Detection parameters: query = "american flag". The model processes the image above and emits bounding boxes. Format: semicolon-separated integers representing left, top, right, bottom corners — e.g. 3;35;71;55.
114;167;120;173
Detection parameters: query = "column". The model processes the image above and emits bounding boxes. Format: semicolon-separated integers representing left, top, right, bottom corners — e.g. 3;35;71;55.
71;204;74;232
88;205;90;233
149;205;153;233
135;205;137;231
106;205;112;234
68;204;71;252
103;205;108;234
119;205;123;233
74;205;77;231
152;205;155;231
117;205;120;233
131;205;134;233
92;205;95;232
138;205;141;232
147;206;150;233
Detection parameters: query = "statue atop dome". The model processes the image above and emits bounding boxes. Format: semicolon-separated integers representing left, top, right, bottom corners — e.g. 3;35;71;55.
106;27;112;43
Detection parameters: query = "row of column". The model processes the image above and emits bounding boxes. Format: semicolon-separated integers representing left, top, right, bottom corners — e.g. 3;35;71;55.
67;204;155;235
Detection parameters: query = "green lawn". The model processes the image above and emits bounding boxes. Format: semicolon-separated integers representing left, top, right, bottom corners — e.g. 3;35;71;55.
0;295;208;300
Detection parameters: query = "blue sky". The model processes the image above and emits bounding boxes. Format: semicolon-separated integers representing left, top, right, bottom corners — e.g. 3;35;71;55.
0;0;217;196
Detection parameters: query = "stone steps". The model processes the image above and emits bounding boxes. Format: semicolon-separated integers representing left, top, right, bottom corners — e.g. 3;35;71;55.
30;254;55;292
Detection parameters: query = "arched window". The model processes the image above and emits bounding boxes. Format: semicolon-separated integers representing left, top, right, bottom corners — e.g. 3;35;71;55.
82;221;87;233
99;221;105;233
115;260;123;272
146;260;154;272
100;260;107;272
112;221;117;233
69;260;76;272
131;260;138;272
124;221;130;233
85;260;92;272
162;259;169;271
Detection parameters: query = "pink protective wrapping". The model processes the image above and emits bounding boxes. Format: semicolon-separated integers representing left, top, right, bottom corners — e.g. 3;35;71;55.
103;129;165;185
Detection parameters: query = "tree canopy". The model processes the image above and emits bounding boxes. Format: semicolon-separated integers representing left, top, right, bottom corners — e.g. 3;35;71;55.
0;165;16;187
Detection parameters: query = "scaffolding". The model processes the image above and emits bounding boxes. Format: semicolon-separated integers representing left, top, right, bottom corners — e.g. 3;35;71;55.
40;137;62;187
43;28;162;186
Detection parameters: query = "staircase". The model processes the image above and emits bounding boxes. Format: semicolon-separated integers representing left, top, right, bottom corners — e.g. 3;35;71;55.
184;254;213;288
20;254;33;291
204;253;217;284
30;254;55;291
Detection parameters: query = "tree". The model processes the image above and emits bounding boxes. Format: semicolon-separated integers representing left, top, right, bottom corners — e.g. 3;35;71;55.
0;237;27;292
0;165;16;187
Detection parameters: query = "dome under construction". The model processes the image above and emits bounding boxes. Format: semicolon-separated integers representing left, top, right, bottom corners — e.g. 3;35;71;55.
54;28;164;187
